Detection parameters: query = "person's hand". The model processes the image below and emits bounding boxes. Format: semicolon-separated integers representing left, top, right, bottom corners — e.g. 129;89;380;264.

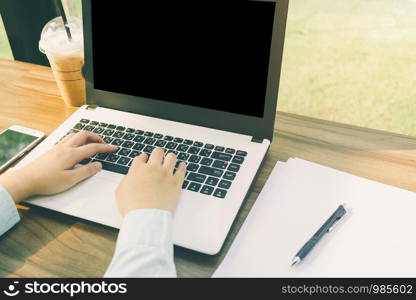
0;131;118;203
116;147;187;215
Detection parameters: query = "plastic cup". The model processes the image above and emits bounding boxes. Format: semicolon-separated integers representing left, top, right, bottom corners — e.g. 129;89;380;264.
39;16;85;107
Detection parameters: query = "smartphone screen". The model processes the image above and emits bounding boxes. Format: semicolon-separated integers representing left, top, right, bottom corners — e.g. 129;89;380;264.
0;129;39;167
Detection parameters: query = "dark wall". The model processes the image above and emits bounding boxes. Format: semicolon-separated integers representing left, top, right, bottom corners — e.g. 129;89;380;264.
0;0;59;65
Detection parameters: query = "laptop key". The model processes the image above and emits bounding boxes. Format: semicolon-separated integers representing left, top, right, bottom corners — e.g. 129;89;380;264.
232;156;245;164
107;124;116;129
126;128;135;133
164;136;174;141
144;138;156;145
223;171;236;181
94;160;129;175
103;129;114;136
225;148;236;154
117;156;131;166
96;152;109;160
182;180;190;189
219;180;232;189
200;157;213;166
135;130;144;135
173;138;183;143
215;146;225;152
200;149;212;157
90;121;99;126
155;140;167;147
193;141;203;147
206;177;219;186
119;148;131;156
143;145;155;153
84;125;95;131
116;126;126;131
106;154;119;162
188;147;200;154
183;139;193;145
200;185;214;196
123;133;135;140
122;141;134;148
187;172;206;183
129;150;141;158
144;131;154;137
236;150;247;157
99;122;108;127
80;119;90;124
177;144;189;152
213;188;227;199
166;142;178;150
188;155;201;163
178;152;190;161
133;143;145;151
154;133;164;139
228;163;240;172
74;123;85;130
133;135;145;143
198;166;224;177
213;160;228;169
103;136;114;144
205;144;214;150
113;131;124;138
187;163;199;172
187;182;202;192
211;152;232;161
93;127;104;134
111;139;123;146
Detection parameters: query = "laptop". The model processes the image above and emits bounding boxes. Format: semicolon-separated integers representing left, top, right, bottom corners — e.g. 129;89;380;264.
16;0;288;255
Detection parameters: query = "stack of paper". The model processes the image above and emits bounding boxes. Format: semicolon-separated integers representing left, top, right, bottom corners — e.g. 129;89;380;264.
213;158;416;277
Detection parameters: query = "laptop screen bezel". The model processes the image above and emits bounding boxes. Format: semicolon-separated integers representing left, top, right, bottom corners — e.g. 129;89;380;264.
82;0;288;142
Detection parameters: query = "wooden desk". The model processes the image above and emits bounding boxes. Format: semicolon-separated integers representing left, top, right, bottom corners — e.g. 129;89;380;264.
1;59;416;277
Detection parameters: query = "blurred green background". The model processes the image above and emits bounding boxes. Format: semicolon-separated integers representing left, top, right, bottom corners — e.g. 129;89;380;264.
0;0;415;136
278;0;416;136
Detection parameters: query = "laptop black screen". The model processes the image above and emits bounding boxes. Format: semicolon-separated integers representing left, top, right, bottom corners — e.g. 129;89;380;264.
91;1;276;118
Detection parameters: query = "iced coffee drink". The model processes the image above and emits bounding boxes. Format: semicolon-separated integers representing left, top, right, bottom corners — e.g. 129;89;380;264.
39;17;85;107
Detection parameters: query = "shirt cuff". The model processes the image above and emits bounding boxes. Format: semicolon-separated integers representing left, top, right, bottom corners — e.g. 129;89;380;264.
116;209;173;249
0;185;20;236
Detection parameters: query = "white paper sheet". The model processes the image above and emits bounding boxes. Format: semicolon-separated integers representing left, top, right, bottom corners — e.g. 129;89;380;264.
213;158;416;277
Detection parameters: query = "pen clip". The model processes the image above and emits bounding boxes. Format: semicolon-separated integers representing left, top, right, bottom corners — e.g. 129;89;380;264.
327;216;343;232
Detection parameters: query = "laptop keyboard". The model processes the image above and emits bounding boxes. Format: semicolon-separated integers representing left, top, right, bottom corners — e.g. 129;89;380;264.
63;119;248;199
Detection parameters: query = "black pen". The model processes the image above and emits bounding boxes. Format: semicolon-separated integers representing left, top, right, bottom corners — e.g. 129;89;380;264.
291;204;347;266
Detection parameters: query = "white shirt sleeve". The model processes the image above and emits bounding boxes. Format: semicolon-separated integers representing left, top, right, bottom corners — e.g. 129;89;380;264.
0;185;20;237
104;209;177;278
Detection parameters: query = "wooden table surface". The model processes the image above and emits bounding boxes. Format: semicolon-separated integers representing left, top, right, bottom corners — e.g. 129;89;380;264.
1;59;416;278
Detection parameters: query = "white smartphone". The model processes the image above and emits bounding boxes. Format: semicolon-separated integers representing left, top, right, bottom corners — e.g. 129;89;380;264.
0;125;45;173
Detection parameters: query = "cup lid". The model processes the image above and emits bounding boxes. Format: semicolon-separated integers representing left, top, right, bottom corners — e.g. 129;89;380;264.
39;16;83;55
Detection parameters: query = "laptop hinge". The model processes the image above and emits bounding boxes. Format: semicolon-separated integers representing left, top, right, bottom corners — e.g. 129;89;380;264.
85;105;98;110
251;137;264;143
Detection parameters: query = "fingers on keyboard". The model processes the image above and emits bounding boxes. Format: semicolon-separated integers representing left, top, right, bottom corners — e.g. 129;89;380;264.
70;119;248;198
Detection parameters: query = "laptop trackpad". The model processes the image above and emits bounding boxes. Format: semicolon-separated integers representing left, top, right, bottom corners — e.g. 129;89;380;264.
26;171;124;228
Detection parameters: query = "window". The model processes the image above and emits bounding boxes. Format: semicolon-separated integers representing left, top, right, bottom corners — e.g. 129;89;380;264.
63;0;82;19
277;0;416;136
0;14;13;60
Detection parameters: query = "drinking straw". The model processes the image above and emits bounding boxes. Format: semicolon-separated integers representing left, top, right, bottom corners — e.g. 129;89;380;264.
55;0;72;41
